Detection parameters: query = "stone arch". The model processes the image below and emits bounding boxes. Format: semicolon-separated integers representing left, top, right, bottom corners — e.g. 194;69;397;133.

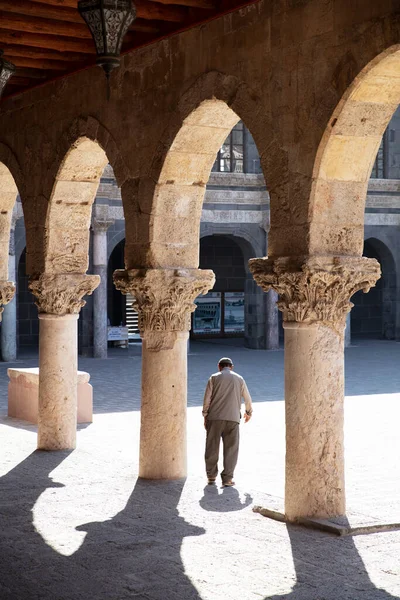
124;71;273;270
44;137;109;275
108;229;126;262
309;46;400;257
44;117;129;200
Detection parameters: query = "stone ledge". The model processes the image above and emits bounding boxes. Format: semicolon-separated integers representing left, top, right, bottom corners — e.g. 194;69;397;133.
253;504;400;537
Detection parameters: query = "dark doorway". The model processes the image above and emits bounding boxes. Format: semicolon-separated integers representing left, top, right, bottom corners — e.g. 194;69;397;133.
351;239;396;340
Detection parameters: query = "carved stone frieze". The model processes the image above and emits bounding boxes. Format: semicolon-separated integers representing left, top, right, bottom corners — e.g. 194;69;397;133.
113;268;215;334
29;273;100;316
249;255;381;330
0;280;16;320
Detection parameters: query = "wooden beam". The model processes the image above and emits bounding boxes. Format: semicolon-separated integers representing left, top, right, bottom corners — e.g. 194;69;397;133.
13;67;56;80
7;56;75;72
28;0;197;22
30;0;216;10
0;0;82;24
0;11;91;39
0;31;95;53
147;0;215;8
1;44;89;63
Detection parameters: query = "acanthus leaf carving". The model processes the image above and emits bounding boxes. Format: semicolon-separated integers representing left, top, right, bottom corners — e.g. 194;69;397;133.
249;255;381;332
29;273;100;316
113;268;215;334
0;280;16;321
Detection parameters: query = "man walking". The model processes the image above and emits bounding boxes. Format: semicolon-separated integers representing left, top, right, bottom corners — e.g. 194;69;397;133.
202;357;253;487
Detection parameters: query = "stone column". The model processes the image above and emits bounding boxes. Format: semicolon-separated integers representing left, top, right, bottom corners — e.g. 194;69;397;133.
92;217;114;359
114;267;214;479
265;289;279;350
250;255;380;519
1;224;17;361
29;273;99;450
344;313;351;347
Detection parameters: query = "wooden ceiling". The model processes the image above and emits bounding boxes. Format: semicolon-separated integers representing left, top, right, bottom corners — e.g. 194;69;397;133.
0;0;256;99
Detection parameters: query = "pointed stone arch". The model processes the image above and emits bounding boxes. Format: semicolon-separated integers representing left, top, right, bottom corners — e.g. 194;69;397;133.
309;46;400;257
123;71;274;270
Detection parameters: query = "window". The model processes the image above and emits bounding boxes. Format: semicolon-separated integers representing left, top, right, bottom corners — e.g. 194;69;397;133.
212;122;244;173
371;130;388;178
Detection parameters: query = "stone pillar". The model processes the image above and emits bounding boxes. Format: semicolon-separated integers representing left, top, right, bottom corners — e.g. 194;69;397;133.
29;273;99;450
265;289;279;350
344;313;351;347
92;217;113;359
1;225;17;361
250;255;380;519
114;267;214;479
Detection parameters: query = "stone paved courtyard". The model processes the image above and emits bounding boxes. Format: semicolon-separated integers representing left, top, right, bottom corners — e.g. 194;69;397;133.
0;340;400;599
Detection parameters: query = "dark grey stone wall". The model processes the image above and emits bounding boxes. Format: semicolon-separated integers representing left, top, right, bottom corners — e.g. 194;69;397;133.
200;236;245;293
351;231;398;340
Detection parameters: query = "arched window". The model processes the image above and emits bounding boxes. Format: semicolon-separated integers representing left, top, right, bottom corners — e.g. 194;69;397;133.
212;121;244;173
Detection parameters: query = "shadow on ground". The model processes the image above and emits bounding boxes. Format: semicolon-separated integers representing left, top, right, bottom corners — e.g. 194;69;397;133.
0;451;398;599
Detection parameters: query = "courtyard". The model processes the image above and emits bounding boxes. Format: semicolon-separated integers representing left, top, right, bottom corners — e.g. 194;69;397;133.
0;340;399;600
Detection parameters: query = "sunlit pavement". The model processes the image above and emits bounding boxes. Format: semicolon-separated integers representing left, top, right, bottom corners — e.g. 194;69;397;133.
0;340;399;599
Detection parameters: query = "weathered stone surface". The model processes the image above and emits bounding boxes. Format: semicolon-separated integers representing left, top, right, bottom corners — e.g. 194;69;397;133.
249;254;381;519
37;313;79;451
29;273;99;316
0;280;15;321
114;267;215;340
249;255;381;333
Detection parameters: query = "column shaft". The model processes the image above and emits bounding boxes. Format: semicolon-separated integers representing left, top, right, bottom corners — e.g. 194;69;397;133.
38;314;78;450
93;229;108;359
265;289;279;350
284;322;345;519
1;252;17;361
344;313;351;347
140;331;188;479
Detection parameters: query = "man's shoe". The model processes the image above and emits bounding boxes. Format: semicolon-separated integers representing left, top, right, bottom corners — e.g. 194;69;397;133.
223;480;235;487
207;478;216;484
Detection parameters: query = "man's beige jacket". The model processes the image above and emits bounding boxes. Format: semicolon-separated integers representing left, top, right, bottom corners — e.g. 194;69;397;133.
202;368;253;424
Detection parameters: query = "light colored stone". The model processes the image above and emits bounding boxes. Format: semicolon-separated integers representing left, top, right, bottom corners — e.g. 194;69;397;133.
7;367;92;424
37;313;79;451
249;254;381;518
284;320;345;519
114;267;215;478
140;330;188;479
114;268;215;337
29;273;99;316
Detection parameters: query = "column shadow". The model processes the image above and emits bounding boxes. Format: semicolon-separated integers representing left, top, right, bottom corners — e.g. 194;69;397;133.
0;454;205;600
264;522;399;600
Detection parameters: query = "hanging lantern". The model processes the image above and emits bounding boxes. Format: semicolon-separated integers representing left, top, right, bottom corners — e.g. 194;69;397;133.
78;0;136;78
0;50;15;100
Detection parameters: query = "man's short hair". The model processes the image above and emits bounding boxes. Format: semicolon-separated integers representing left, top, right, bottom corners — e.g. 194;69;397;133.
218;357;233;368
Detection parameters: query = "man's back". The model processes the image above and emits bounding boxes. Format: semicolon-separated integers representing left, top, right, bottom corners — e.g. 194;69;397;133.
205;368;250;423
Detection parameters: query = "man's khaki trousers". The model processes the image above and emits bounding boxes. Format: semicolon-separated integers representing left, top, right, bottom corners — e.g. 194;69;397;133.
205;419;239;483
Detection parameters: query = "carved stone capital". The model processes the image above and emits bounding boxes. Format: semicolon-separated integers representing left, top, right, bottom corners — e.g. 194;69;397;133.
113;268;215;335
0;280;16;320
29;273;100;316
92;218;114;234
249;255;381;331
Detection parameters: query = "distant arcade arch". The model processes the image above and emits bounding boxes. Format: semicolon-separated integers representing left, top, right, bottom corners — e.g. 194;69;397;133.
351;238;397;340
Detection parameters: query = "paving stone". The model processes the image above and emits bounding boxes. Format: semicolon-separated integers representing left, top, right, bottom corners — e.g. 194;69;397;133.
0;340;399;599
